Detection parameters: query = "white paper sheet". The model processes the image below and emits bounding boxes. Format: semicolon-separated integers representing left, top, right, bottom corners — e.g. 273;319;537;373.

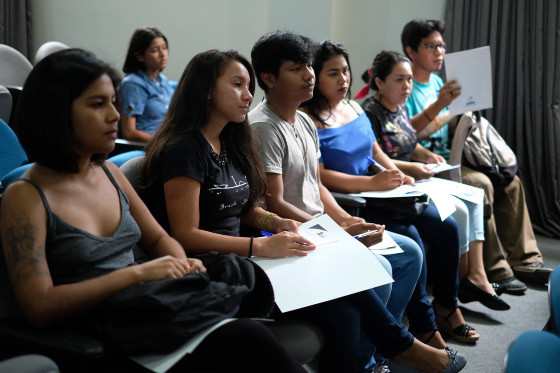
426;163;460;173
420;177;484;205
369;231;403;255
350;185;423;199
129;318;236;372
251;215;393;312
444;46;493;116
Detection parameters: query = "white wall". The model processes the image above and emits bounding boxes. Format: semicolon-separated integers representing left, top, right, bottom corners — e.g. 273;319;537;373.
30;0;445;103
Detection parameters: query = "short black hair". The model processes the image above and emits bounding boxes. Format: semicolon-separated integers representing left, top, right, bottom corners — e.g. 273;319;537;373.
401;19;445;58
13;49;121;173
123;27;168;74
366;51;410;91
251;30;314;92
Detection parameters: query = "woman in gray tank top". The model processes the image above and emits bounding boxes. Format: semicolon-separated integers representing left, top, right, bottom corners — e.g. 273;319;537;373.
0;49;305;372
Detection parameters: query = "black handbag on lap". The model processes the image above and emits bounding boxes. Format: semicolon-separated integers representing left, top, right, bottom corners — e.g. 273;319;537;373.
365;194;429;220
90;253;274;354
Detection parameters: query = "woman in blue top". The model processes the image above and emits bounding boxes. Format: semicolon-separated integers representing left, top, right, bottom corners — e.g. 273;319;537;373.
121;27;175;141
301;41;509;346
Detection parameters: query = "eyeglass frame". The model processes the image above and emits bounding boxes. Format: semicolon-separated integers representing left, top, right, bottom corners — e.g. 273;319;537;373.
418;42;447;52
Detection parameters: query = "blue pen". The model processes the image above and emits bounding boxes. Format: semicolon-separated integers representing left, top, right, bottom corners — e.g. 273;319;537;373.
366;156;387;171
261;231;309;246
353;230;379;239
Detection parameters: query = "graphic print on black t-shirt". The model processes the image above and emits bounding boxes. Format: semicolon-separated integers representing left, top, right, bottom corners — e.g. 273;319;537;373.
209;174;249;211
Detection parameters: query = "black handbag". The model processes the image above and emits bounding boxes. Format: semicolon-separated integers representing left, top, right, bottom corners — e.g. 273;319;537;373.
365;194;429;220
90;253;274;354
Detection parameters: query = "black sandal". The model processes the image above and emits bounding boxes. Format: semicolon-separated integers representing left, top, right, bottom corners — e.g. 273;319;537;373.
435;308;480;343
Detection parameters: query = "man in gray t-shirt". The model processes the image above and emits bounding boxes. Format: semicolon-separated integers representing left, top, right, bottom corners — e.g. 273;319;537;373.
250;101;324;218
248;31;383;239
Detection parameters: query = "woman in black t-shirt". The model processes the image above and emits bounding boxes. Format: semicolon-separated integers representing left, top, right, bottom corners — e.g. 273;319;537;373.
141;49;316;258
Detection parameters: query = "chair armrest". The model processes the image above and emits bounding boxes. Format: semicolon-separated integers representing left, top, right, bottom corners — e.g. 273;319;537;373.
331;192;366;208
0;318;105;362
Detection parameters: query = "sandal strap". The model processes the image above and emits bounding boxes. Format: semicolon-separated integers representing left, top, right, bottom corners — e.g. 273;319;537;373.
443;308;458;322
452;323;476;338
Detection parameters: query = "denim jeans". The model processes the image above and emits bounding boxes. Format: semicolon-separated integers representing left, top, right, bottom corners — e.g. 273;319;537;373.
287;255;414;372
364;204;461;334
358;234;422;371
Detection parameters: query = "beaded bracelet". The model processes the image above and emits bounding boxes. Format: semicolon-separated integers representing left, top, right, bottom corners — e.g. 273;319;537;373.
257;212;277;231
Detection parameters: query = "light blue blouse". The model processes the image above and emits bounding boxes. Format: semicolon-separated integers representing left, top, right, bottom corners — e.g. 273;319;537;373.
121;70;175;135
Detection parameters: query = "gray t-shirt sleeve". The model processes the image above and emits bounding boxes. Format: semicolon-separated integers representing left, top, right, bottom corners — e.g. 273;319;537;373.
252;121;285;175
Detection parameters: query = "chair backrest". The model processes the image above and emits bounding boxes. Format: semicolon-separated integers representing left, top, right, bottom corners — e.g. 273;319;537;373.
107;150;145;168
0;44;33;87
34;41;70;65
120;156;145;196
503;330;560;372
0;86;12;124
0;119;27;180
549;266;560;335
447;111;476;182
0;163;34;195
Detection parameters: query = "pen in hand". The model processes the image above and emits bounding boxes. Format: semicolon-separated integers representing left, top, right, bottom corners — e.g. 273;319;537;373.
261;231;310;246
353;230;379;239
367;156;387;172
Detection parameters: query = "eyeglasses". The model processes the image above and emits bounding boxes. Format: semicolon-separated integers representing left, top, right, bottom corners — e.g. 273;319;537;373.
419;42;447;52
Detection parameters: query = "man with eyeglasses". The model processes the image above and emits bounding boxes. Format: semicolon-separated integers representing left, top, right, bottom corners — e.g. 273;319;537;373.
400;18;552;296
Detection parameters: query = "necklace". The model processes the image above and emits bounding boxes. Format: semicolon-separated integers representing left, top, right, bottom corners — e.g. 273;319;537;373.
209;140;228;167
266;101;308;159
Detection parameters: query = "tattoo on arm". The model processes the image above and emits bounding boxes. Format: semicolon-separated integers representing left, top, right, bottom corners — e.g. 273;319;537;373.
5;213;48;284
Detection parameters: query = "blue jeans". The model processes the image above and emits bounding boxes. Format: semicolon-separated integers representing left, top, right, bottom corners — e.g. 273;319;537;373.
358;234;422;371
287;287;414;372
364;204;461;334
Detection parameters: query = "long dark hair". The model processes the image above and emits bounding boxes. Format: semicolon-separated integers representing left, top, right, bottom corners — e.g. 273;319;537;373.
142;49;265;215
13;48;121;173
123;27;168;74
300;40;351;125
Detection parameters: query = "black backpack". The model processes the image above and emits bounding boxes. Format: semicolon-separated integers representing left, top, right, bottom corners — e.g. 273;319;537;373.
461;112;518;187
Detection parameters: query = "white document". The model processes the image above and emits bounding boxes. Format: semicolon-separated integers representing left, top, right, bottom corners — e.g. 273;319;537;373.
129;318;236;372
413;181;456;221
350;184;423;199
444;46;493;116
370;231;403;255
426;163;460;173
251;214;393;313
421;177;484;205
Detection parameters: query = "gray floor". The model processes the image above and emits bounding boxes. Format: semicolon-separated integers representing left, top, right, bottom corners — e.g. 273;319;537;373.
442;234;560;373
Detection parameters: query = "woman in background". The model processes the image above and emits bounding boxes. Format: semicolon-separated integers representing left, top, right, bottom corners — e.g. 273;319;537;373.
121;27;175;141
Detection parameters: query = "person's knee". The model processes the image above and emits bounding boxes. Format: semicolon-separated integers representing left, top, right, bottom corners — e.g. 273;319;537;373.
397;235;423;273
